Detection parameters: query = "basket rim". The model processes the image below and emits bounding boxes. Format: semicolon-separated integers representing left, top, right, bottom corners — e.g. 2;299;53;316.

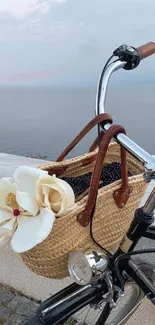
38;142;144;171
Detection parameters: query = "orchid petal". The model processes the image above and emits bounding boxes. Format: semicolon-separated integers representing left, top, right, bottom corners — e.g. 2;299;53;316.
0;178;16;208
0;234;12;249
52;175;75;209
41;186;51;209
42;185;62;211
36;174;54;206
50;202;61;213
42;184;67;214
41;176;75;216
0;209;12;225
14;166;48;197
11;208;55;253
0;218;15;236
0;218;17;248
16;191;39;216
0;218;16;248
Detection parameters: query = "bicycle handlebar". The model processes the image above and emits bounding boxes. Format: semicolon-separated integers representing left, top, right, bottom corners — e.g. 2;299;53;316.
96;42;155;172
96;42;155;215
137;42;155;60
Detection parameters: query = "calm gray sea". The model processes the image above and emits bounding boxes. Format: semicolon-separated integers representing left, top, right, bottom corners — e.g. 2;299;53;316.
0;86;154;160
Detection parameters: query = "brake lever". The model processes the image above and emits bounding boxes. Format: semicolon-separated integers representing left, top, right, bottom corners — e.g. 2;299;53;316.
113;44;141;70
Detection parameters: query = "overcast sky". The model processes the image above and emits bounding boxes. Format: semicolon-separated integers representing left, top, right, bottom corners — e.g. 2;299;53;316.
0;0;155;86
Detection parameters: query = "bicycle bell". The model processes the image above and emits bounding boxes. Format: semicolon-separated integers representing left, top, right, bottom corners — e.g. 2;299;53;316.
68;250;109;285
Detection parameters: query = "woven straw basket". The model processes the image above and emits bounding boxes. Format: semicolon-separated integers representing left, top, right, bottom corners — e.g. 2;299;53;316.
21;115;147;279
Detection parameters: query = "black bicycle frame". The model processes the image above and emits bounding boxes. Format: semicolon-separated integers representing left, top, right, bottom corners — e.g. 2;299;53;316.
113;205;155;303
39;280;108;324
144;227;155;240
37;202;155;325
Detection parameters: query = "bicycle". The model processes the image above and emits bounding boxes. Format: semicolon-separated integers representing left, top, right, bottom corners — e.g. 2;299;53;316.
22;42;155;325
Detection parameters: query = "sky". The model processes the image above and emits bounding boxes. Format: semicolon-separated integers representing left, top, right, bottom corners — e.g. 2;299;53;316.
0;0;155;86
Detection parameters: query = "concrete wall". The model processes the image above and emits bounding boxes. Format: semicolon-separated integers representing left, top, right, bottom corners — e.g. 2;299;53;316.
0;153;154;301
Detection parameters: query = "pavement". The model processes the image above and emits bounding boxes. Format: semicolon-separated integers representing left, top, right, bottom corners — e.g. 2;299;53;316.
126;298;155;325
0;284;155;325
0;285;38;325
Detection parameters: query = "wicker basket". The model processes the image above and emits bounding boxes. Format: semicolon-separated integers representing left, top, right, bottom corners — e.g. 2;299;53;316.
21;116;147;278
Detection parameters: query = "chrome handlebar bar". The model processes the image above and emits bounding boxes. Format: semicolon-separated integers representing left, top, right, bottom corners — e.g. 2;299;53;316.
95;59;155;172
95;60;126;116
95;58;155;215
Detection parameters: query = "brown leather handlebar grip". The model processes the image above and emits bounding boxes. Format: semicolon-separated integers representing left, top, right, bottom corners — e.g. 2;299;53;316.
137;42;155;59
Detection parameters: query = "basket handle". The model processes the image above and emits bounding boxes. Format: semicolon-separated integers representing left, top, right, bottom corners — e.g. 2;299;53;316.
89;131;104;152
56;113;113;162
77;124;133;227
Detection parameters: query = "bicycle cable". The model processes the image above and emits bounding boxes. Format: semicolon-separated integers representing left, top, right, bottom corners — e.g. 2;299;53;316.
90;204;113;258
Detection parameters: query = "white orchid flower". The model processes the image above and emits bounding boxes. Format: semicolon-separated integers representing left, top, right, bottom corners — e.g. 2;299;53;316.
37;174;76;216
0;167;55;253
0;166;76;253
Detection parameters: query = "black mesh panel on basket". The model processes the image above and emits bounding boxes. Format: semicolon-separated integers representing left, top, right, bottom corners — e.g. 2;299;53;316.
62;162;132;199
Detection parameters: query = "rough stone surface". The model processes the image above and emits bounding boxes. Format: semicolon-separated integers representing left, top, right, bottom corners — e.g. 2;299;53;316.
0;285;155;325
0;290;14;306
0;287;39;325
7;296;38;317
4;315;26;325
0;306;12;324
126;298;155;325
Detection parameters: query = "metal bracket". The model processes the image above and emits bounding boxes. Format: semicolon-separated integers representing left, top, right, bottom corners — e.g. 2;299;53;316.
144;170;155;182
104;271;116;309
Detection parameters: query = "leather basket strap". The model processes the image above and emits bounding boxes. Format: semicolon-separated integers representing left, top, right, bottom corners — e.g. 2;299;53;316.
56;113;112;162
89;131;104;152
77;124;133;227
